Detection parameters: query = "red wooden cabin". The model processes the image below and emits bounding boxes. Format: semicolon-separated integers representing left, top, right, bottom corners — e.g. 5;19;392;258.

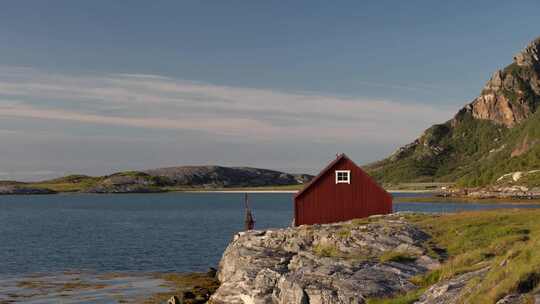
294;153;392;226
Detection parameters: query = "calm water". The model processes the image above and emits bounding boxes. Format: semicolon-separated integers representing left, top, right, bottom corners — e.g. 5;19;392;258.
1;192;539;276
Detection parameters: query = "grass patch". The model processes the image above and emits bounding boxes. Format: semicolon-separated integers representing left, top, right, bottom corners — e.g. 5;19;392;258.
313;243;342;258
144;272;219;304
350;218;371;226
403;210;540;303
24;176;305;193
336;228;351;239
30;175;101;192
369;210;540;303
379;251;418;263
366;288;425;304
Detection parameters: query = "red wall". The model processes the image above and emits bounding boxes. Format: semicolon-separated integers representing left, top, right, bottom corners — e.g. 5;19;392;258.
294;157;392;226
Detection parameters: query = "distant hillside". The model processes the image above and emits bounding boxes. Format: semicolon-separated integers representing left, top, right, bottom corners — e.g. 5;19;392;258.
1;166;313;194
145;166;312;188
367;36;540;187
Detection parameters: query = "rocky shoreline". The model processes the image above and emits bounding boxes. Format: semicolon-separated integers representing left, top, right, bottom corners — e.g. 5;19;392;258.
7;212;540;303
203;212;540;304
0;185;57;195
439;185;540;200
209;214;441;304
0;271;219;304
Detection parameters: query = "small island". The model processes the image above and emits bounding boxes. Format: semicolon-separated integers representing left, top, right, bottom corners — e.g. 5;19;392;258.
0;166;313;195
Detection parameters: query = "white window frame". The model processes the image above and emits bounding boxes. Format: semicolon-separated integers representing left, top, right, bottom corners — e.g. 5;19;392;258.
335;170;351;184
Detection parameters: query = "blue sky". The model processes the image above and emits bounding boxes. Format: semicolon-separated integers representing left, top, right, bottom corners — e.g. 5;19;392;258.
0;1;539;180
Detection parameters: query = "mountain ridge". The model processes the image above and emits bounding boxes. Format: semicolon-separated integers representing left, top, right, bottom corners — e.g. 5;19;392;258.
367;36;540;187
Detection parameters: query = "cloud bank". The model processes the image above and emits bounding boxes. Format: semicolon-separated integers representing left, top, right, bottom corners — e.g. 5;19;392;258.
0;67;453;143
0;66;456;180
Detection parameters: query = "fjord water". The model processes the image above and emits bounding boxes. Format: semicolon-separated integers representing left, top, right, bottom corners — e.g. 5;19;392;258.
1;192;540;276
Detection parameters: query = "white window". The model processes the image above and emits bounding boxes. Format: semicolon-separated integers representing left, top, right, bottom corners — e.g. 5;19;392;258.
335;170;350;184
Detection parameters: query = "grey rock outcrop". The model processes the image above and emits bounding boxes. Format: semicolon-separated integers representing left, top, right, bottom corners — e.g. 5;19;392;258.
145;166;313;188
495;294;528;304
168;296;181;304
414;267;489;304
0;185;56;195
463;37;540;127
210;215;439;304
84;172;166;193
514;37;540;68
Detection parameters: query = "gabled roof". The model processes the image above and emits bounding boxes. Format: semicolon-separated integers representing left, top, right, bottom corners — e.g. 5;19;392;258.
295;153;350;199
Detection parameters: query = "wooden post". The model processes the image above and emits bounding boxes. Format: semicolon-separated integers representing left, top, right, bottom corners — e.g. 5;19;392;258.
244;193;255;230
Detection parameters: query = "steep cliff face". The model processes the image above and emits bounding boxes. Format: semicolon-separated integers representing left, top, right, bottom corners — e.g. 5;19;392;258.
469;38;540;127
514;37;540;68
463;37;540;128
368;37;540;187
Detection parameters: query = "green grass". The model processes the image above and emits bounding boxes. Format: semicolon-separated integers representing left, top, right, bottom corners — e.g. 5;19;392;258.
313;243;342;258
408;210;540;303
367;112;507;186
30;176;101;192
336;228;351;239
17;175;305;193
349;217;384;226
366;209;540;303
143;272;219;304
366;288;425;304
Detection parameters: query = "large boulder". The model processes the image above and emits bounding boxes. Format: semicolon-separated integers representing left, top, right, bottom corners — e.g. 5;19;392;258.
210;214;439;304
415;267;490;304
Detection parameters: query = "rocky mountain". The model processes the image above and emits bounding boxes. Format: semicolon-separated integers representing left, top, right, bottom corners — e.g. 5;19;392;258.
368;37;540;187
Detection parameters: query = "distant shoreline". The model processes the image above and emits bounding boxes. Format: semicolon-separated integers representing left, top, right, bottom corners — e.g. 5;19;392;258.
0;188;441;195
387;189;437;193
178;190;299;193
180;189;437;194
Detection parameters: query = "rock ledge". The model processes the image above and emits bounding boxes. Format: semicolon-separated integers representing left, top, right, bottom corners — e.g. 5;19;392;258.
210;214;439;304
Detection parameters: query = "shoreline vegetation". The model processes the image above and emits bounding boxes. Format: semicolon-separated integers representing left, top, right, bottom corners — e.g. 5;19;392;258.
0;183;307;195
368;209;540;303
0;271;219;304
394;195;540;205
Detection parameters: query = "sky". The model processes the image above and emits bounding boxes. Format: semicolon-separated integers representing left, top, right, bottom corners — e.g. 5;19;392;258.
0;1;539;180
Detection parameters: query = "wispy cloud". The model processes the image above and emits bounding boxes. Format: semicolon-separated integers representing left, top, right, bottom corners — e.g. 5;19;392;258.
0;170;58;178
0;66;454;144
